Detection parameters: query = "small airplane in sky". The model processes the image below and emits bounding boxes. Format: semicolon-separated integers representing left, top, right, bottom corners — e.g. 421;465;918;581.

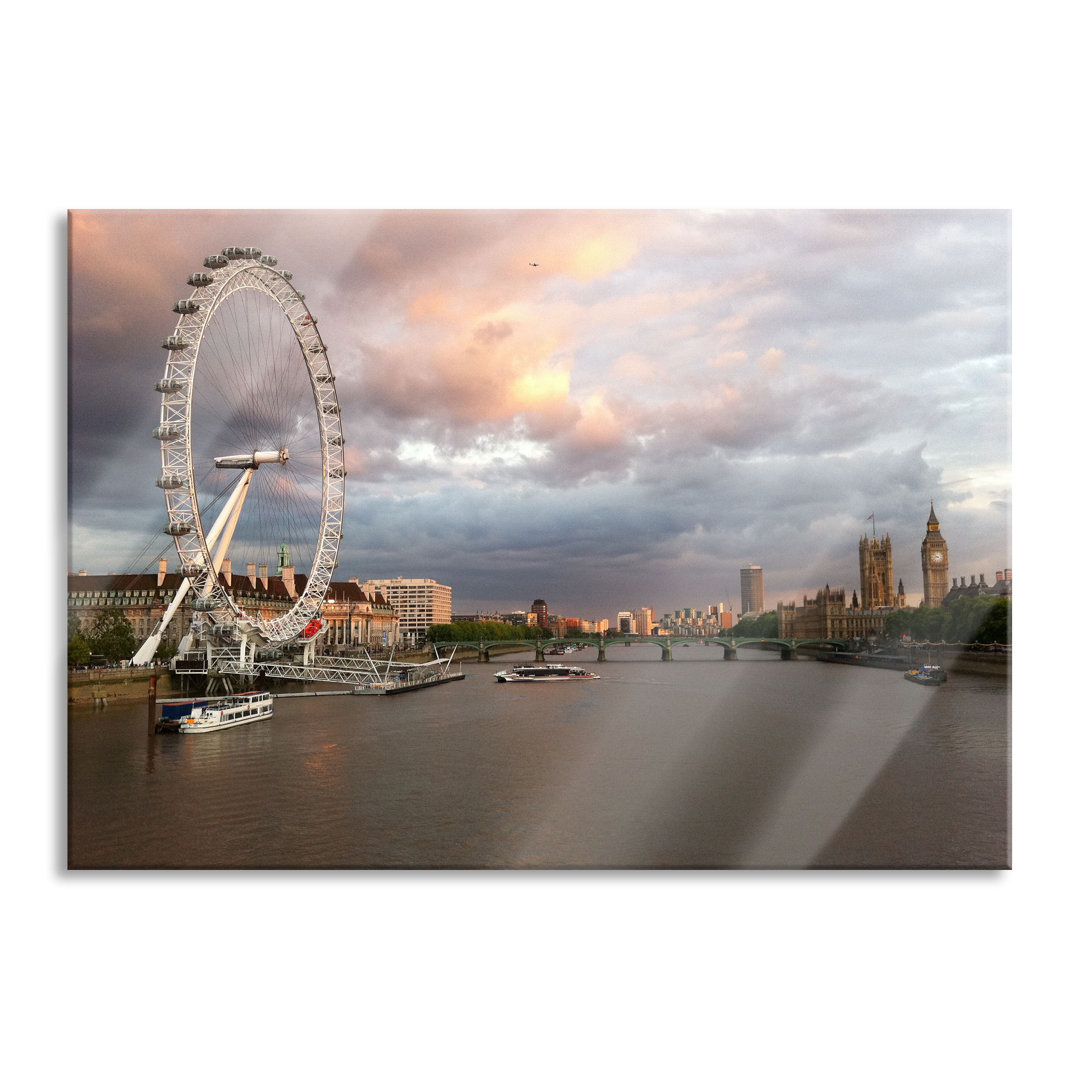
529;262;539;267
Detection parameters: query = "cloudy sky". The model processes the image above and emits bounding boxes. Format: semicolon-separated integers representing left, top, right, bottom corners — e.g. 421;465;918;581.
68;208;1010;622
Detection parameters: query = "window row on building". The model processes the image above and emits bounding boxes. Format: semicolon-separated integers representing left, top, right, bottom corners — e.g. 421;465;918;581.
69;558;402;656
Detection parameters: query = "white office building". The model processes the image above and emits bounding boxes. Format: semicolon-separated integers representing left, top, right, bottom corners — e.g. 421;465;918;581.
360;577;452;645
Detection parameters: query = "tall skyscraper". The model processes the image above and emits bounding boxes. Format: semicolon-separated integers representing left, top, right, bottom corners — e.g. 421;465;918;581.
740;565;764;614
530;598;549;629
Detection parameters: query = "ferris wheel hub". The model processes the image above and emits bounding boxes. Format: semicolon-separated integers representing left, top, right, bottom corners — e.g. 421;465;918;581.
214;449;289;469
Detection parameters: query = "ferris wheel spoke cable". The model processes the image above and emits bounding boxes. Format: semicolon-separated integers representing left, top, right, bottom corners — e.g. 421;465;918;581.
192;458;321;573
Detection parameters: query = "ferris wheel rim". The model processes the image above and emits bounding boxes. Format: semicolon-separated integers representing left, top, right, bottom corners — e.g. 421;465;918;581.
154;248;345;644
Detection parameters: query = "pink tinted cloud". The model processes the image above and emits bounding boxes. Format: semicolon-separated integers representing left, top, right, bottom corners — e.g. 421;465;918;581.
334;211;665;438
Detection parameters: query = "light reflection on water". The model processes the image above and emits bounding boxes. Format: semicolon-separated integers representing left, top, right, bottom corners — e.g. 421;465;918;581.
68;649;1009;869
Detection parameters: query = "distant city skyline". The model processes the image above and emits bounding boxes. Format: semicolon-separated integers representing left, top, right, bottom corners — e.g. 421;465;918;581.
68;210;1010;619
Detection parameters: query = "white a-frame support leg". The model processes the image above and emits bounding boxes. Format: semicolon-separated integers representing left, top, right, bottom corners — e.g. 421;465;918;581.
132;469;256;665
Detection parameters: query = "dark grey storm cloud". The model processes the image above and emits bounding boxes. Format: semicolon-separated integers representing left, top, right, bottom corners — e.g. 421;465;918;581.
68;209;1010;620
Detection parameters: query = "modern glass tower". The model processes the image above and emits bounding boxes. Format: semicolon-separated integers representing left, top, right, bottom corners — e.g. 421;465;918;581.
740;565;764;614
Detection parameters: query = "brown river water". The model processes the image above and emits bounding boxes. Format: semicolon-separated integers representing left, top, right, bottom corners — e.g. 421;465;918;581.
67;648;1009;869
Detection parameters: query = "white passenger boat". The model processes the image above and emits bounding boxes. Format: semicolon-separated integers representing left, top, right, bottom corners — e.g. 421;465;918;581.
494;664;599;683
156;690;274;733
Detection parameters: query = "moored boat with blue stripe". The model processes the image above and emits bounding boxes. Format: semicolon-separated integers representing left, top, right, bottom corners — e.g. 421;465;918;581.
156;690;274;733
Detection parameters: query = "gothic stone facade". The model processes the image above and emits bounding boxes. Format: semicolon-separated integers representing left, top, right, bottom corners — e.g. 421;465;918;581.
777;585;891;641
859;534;906;609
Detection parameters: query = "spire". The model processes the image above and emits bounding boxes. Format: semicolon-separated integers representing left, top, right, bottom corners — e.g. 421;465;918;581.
926;501;940;533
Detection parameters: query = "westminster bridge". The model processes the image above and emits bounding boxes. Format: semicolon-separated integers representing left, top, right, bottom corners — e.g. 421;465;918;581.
433;635;848;663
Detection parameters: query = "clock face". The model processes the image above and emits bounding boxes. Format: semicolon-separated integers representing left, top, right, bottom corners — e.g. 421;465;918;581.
931;550;944;563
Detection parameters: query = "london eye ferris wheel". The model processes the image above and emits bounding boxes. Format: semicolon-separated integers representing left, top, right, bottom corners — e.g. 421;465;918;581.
136;246;345;660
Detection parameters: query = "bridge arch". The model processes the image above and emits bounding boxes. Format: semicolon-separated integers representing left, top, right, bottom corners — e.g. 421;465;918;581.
540;637;603;658
432;639;542;662
790;638;847;655
606;636;671;657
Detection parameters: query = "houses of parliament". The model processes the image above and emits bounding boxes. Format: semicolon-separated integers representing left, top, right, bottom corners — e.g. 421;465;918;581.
776;504;1010;640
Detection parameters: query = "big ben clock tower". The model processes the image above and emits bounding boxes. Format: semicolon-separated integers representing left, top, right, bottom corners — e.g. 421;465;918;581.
920;502;949;607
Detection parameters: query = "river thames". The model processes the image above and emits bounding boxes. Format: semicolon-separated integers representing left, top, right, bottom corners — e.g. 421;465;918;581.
67;647;1008;869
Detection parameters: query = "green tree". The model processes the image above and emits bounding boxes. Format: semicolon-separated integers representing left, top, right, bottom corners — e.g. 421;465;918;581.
946;596;984;644
970;597;1010;645
734;611;778;637
88;608;138;663
428;621;552;643
68;611;92;667
903;605;947;642
884;596;1010;645
155;639;178;661
68;634;91;667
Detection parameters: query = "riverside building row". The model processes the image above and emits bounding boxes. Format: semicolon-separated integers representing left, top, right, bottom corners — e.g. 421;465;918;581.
450;605;611;637
68;561;458;656
657;605;735;636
